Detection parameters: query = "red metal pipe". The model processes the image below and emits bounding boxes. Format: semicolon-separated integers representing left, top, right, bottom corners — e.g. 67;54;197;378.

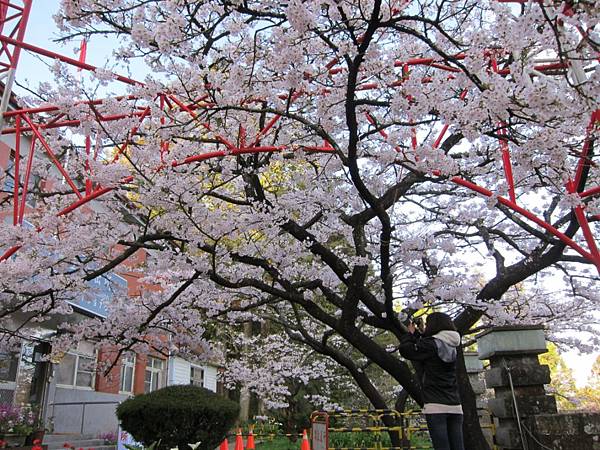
365;112;389;139
57;186;114;216
395;54;467;68
498;126;516;204
21;113;83;199
0;2;10;33
574;111;599;189
159;94;167;163
172;143;333;167
239;146;285;153
0;0;31;73
96;110;147;122
251;114;282;147
431;87;467;151
433;124;449;149
14;0;32;58
580;186;600;198
5;112;152;134
111;106;151;163
325;58;339;70
167;94;237;150
574;205;600;261
172;149;228;167
429;63;461;73
451;176;594;262
0;34;143;86
3;119;81;134
356;82;378;91
85;135;92;195
500;142;516;203
2;94;138;118
12;114;20;225
304;145;335;152
495;62;569;76
18;133;35;224
57;175;134;216
239;124;246;149
0;245;21;262
44;112;66;127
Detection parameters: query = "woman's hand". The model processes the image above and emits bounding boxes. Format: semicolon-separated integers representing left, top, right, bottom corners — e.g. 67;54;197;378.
407;322;417;334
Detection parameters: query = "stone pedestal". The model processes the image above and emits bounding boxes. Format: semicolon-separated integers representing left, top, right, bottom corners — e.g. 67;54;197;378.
464;352;493;447
476;325;556;450
464;352;486;408
525;412;600;450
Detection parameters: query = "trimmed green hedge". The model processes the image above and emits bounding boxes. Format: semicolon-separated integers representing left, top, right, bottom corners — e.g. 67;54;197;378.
116;384;239;450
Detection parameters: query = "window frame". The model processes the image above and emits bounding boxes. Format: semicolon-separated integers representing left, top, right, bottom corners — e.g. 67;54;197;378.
144;356;165;393
119;353;136;395
55;352;96;390
190;365;204;388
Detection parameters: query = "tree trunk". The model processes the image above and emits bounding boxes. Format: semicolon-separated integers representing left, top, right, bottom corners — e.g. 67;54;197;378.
239;386;251;422
238;322;253;422
456;347;491;450
394;390;411;450
380;412;402;448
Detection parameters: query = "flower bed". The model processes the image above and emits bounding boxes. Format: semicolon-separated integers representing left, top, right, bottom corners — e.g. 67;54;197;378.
0;404;38;448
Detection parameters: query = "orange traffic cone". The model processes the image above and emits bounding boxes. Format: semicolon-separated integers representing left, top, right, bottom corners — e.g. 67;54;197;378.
235;429;244;450
301;430;310;450
246;428;255;450
220;439;229;450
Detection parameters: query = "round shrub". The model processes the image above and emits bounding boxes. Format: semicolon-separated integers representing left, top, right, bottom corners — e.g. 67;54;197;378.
116;384;240;450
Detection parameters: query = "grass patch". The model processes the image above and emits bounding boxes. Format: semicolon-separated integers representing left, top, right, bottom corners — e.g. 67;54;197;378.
256;433;432;450
255;437;301;450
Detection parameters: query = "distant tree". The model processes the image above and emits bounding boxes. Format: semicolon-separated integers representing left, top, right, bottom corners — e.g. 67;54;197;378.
539;343;578;410
577;356;600;412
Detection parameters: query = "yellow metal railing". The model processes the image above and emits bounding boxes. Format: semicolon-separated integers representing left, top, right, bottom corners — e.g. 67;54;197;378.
311;409;497;450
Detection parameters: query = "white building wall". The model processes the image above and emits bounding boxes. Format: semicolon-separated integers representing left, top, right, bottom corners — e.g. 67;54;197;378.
203;365;218;392
167;356;218;393
168;356;191;385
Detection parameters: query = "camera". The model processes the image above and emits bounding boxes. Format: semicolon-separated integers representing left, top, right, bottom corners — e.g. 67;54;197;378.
411;317;423;328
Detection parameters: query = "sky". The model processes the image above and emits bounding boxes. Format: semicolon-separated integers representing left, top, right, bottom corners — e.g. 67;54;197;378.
14;0;145;101
7;0;600;389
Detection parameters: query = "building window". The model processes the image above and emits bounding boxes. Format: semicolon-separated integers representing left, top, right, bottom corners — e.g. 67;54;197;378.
56;353;95;389
2;155;16;193
119;353;135;394
144;357;165;393
0;351;19;383
190;365;204;387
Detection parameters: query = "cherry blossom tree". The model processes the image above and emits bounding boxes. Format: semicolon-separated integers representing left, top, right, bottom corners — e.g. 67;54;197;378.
1;1;599;449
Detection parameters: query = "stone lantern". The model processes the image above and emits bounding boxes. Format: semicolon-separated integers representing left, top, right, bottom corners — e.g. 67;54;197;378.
476;325;555;450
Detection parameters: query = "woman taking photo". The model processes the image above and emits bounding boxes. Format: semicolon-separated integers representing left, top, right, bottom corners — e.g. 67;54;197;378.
399;312;465;450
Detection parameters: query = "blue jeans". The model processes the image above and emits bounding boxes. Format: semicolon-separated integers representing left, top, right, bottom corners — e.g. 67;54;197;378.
425;414;465;450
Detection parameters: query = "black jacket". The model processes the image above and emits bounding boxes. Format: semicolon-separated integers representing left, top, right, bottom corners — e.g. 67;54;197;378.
399;331;461;405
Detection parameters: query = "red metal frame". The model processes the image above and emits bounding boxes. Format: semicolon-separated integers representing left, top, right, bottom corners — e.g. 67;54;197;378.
0;0;31;130
0;2;598;273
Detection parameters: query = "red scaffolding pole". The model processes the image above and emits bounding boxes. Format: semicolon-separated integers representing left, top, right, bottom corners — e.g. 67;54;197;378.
0;1;597;272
